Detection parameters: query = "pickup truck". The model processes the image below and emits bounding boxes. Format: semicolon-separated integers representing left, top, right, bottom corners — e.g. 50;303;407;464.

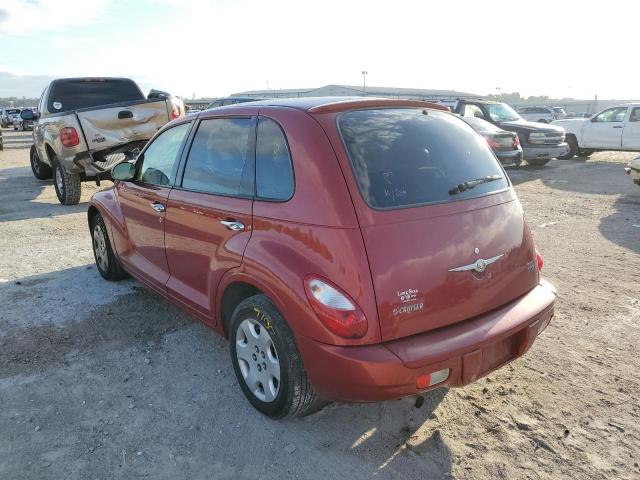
552;104;640;159
23;77;183;204
452;99;568;166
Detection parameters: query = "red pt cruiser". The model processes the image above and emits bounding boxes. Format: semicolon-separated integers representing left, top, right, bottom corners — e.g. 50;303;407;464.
88;98;556;418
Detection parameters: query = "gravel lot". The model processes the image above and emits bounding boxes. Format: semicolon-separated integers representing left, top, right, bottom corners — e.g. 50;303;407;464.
1;127;639;479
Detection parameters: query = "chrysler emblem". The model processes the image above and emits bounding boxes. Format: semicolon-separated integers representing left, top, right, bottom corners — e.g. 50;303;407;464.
449;254;504;273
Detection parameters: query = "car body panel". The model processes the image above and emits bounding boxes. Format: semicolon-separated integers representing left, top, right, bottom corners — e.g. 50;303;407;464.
89;97;556;403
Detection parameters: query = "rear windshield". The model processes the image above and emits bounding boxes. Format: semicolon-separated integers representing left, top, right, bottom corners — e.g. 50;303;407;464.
338;108;509;209
48;79;144;113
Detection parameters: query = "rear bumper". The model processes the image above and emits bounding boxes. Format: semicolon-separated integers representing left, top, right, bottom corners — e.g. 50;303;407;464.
299;280;556;402
523;143;569;160
495;148;523;168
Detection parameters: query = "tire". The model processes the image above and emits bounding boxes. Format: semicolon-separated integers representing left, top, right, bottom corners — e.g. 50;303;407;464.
577;149;595;158
52;156;82;205
526;158;551;166
229;294;323;418
558;135;578;160
91;213;128;281
30;146;52;180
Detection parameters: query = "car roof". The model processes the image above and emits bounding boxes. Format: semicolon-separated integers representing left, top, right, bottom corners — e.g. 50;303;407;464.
204;96;450;114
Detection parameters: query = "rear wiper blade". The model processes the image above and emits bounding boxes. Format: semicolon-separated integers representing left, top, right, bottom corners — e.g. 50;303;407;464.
449;175;503;195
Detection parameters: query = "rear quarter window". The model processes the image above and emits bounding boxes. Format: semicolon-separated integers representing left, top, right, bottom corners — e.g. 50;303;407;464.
256;117;294;201
338;108;508;209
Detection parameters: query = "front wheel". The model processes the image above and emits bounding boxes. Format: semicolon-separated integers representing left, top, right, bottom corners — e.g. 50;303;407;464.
558;136;578;160
30;146;52;180
229;294;323;418
52;157;82;205
91;213;128;281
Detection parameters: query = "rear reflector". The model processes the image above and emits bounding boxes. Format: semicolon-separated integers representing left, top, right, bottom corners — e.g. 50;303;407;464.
416;368;450;389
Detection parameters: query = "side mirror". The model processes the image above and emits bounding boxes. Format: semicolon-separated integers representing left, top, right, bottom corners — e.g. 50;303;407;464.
111;162;136;181
20;109;35;121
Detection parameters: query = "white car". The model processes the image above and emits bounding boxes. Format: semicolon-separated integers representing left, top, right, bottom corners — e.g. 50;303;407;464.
553;104;640;159
625;156;640;186
517;106;566;123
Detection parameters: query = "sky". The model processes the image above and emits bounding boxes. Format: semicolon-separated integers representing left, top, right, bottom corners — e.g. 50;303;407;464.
0;0;638;100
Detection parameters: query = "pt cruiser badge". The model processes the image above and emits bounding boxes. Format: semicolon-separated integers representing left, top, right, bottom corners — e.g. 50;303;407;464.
449;254;505;273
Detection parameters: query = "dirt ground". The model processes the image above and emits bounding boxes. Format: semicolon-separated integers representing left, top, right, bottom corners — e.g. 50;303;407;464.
1;127;639;480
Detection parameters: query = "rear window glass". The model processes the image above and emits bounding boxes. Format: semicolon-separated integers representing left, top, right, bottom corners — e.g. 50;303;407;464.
338;109;508;209
48;79;144;112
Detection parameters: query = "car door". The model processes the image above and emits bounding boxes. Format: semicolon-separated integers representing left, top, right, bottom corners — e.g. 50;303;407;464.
582;107;628;148
622;107;640;150
163;116;255;322
115;121;192;291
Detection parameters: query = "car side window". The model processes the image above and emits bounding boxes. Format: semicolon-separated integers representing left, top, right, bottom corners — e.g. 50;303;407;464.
462;104;485;119
137;122;191;186
630;108;640;122
594;107;628;123
256;117;294;201
181;118;253;196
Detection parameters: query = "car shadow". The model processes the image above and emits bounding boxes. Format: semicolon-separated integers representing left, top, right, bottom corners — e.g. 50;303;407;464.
598;191;640;254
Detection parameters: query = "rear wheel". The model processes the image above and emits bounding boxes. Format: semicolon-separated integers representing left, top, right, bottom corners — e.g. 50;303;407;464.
52;157;82;205
30;146;52;180
229;294;324;418
91;213;128;281
558;135;578;160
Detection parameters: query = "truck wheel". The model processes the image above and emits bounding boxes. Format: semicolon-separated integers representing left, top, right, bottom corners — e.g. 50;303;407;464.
558;135;578;160
229;294;324;418
52;157;82;205
526;158;551;166
30;146;52;180
91;213;128;281
577;149;595;158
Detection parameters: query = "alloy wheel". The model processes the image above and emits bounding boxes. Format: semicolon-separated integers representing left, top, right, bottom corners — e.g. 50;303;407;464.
93;224;109;272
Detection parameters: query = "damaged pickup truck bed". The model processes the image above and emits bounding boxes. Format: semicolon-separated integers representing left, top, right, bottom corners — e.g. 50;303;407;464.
24;77;183;204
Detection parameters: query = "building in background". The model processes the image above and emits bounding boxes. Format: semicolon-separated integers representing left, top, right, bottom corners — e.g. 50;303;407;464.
231;84;480;104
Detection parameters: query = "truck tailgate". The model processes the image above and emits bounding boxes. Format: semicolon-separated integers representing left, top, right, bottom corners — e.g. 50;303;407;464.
76;99;169;152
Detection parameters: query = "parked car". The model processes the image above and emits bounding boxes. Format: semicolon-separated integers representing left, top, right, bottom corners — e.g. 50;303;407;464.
517;106;566;123
625;156;640;186
461;116;523;168
13;112;34;131
88;97;556;418
206;96;263;109
25;77;184;205
1;108;21;128
453;99;568;166
552;104;640;159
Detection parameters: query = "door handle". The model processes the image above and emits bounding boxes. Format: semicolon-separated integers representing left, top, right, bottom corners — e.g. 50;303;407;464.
220;220;245;231
150;202;166;213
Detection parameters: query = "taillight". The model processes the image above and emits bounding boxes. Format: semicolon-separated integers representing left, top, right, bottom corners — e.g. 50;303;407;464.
60;127;79;147
486;137;500;150
304;276;368;338
536;249;544;271
170;106;180;120
514;134;521;147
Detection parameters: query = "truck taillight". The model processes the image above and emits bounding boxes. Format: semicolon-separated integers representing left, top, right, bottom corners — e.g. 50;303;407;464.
514;134;521;147
60;127;80;147
170;106;180;120
304;276;368;338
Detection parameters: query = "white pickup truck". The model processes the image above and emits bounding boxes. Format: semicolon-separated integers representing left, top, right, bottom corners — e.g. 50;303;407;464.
23;77;184;204
552;103;640;159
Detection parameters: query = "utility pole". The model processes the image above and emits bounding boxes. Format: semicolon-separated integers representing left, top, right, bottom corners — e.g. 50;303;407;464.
362;70;368;95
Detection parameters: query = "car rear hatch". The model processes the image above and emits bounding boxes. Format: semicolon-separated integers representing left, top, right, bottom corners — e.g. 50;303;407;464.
335;108;540;342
